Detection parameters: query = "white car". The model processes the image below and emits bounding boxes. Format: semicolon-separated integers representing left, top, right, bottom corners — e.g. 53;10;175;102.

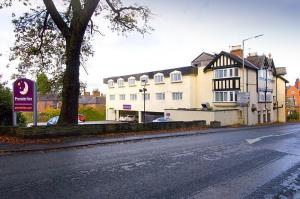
119;115;137;122
152;117;172;122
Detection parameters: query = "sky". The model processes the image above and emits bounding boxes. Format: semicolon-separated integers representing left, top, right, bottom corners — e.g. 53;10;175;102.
0;0;299;93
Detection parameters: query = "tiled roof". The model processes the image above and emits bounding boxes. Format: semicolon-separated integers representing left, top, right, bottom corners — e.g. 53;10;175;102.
191;52;215;66
103;66;198;83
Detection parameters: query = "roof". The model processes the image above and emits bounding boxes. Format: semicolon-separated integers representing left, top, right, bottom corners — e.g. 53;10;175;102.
38;93;60;101
275;67;287;76
103;66;198;83
79;96;106;105
191;52;215;66
204;51;258;71
277;75;289;83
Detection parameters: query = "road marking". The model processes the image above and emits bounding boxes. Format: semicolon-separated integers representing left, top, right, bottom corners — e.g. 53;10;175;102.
246;130;299;144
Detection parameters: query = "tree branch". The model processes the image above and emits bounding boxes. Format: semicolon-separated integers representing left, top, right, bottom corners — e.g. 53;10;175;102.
79;0;100;30
43;0;70;38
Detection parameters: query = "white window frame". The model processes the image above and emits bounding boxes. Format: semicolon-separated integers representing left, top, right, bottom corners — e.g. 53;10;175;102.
154;73;164;84
108;79;114;88
109;94;115;101
119;94;126;100
170;71;182;83
140;75;149;85
214;68;239;79
258;91;272;102
117;78;124;88
214;91;237;102
172;92;183;100
130;94;137;101
156;92;165;100
128;76;136;87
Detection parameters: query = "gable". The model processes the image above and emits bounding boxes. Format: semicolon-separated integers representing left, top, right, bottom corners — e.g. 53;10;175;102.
204;51;258;72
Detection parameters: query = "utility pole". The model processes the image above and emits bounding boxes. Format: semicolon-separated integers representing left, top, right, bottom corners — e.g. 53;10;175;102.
139;79;147;123
242;34;264;125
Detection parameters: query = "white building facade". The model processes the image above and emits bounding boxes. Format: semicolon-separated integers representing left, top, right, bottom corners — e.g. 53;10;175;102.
104;49;288;126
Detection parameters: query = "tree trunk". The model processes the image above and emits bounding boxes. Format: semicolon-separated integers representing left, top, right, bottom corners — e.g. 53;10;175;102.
58;32;84;125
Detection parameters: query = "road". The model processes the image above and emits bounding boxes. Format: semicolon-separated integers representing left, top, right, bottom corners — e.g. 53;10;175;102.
1;124;300;199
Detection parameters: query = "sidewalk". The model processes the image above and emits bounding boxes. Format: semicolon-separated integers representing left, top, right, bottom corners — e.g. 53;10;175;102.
0;123;297;155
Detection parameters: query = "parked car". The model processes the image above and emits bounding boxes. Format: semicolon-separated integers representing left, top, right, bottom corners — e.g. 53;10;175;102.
152;117;172;122
119;115;137;122
47;115;86;126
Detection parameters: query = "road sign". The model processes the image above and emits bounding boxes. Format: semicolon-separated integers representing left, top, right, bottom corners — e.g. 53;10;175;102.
237;92;250;107
13;78;37;126
13;78;35;112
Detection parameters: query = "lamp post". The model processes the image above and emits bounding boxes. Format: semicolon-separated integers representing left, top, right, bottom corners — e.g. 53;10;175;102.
139;79;147;123
241;34;264;125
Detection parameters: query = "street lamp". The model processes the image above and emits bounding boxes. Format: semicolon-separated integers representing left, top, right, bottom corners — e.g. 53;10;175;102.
241;34;264;125
139;79;147;123
242;34;264;92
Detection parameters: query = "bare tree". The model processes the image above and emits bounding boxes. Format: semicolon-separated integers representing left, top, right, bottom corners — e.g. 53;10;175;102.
1;0;153;125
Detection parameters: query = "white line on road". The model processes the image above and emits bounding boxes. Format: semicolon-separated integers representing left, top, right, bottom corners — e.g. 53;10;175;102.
246;129;299;144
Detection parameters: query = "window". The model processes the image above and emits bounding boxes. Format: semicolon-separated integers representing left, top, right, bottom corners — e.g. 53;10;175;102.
156;93;165;100
154;73;164;84
170;71;182;82
172;92;183;100
119;94;125;100
108;79;114;88
140;75;149;85
258;91;272;102
215;68;239;79
142;93;150;100
214;91;237;102
130;94;137;101
128;77;136;86
117;78;124;87
109;95;115;101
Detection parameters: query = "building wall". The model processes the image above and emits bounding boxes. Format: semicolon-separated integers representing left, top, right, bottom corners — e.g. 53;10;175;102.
165;109;239;126
277;78;287;122
106;74;198;120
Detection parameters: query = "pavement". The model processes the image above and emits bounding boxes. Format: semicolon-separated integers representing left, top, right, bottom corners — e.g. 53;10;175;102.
1;123;300;198
1;123;296;154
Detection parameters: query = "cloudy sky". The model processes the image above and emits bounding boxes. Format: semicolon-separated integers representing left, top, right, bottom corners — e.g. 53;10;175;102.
0;0;299;92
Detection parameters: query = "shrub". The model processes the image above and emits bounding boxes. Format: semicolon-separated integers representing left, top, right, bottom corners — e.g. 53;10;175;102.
287;110;300;121
79;106;106;121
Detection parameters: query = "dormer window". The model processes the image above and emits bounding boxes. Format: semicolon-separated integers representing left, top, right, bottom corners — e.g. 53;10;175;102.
140;75;149;85
154;73;164;84
117;78;124;87
108;79;114;88
170;71;182;82
128;76;136;86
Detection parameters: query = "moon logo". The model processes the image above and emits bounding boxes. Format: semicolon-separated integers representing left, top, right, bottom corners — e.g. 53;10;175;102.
19;81;29;95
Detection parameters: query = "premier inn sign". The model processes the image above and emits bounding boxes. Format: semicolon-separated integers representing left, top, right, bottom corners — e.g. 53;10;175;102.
13;78;35;112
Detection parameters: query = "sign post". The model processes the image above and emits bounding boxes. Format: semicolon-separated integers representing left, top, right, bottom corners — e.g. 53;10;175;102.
13;78;37;126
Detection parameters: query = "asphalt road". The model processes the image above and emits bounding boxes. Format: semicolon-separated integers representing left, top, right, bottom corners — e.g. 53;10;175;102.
1;124;300;199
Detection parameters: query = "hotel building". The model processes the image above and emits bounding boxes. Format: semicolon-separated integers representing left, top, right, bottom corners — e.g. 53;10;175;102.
104;47;288;125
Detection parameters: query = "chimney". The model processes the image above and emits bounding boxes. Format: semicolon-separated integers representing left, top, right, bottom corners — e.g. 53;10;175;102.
92;89;100;97
84;91;90;96
248;52;258;57
230;45;243;58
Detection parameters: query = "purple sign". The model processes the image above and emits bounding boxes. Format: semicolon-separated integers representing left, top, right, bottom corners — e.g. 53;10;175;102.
13;78;35;112
123;104;132;110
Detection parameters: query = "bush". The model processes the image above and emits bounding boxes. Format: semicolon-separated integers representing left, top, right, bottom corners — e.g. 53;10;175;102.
287;110;300;121
0;84;26;126
79;106;105;121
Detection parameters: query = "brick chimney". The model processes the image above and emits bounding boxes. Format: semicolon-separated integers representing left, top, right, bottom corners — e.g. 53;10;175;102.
230;45;243;58
92;89;100;97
